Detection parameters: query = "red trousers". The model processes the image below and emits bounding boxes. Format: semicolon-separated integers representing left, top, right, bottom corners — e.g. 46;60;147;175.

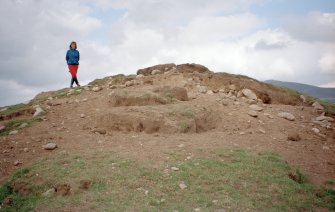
68;65;79;78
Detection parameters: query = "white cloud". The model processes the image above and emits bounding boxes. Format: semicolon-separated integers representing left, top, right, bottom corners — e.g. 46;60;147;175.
318;51;335;74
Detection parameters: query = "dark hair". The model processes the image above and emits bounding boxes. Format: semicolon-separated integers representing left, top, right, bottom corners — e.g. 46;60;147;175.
69;41;77;49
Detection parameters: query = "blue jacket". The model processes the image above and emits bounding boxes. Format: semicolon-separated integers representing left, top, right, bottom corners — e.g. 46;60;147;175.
66;49;80;65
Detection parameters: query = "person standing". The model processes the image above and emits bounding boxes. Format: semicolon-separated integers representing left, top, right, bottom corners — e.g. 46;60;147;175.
66;41;80;88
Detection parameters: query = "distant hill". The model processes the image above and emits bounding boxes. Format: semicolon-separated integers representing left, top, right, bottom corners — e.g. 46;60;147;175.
265;80;335;103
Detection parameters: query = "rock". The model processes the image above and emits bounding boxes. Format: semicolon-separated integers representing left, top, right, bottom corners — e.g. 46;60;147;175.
278;112;295;121
80;114;85;118
228;84;237;91
177;144;185;148
263;113;274;119
171;167;180;171
316;115;334;122
288;132;301;141
258;128;266;134
42;188;55;197
221;100;229;106
194;208;201;212
248;110;258;118
312;102;324;110
82;98;88;102
43;143;57;150
125;80;135;87
206;90;214;95
198;86;207;94
322;145;330;150
23;148;29;152
92;129;107;135
300;95;306;103
242;89;257;100
249;104;264;111
0;124;6;131
33;106;44;117
9;130;19;135
179;182;187;190
92;87;102;92
136;74;144;78
151;69;162;75
19;123;28;129
246;99;257;105
312;128;320;134
14;160;22;166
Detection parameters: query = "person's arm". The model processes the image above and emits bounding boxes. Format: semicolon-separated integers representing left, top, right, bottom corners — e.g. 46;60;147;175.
78;51;80;61
66;51;69;63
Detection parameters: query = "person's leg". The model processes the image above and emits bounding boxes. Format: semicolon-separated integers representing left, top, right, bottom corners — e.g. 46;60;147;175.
70;78;74;88
74;77;80;86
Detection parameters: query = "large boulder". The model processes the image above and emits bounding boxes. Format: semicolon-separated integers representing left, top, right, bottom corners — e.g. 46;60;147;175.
242;89;258;100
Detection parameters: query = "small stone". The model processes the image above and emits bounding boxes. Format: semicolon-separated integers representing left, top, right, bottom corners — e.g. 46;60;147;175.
198;86;207;94
14;160;22;166
136;74;144;78
171;167;180;171
249;104;264;111
0;124;5;131
212;200;219;204
179;182;187;190
278;112;295;121
9;130;19;135
221;100;229;106
258;128;266;134
177;144;185;148
19;123;28;129
33;106;44;117
264;113;274;119
206;90;214;95
42;188;55;197
23;148;29;152
316;115;334;122
323;145;330;150
82;98;88;102
125;80;134;87
194;208;201;212
248;110;258;118
92;129;107;135
288;132;301;141
312;128;320;134
228;84;237;91
312;102;324;110
92;87;102;92
300;95;306;103
242;89;257;100
43;143;57;150
80;114;85;118
151;69;162;75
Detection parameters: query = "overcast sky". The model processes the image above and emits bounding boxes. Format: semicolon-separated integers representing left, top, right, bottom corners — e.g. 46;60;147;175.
0;0;334;106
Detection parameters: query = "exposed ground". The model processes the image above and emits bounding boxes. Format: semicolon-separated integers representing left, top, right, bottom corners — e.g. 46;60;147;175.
0;63;334;211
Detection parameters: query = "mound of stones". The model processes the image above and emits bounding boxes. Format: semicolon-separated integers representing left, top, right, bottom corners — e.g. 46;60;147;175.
137;63;211;76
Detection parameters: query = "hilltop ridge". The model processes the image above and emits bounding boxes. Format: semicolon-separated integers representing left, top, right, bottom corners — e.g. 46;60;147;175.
0;63;334;210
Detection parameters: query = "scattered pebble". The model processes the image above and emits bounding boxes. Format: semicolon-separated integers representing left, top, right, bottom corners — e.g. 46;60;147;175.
43;143;57;150
171;167;180;171
179;182;187;190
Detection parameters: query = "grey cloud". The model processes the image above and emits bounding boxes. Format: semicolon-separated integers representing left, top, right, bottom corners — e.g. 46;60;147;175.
283;12;335;42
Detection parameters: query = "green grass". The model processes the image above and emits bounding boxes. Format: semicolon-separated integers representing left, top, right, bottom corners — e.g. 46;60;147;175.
0;117;42;136
0;103;31;116
0;149;334;211
277;86;335;115
178;120;191;132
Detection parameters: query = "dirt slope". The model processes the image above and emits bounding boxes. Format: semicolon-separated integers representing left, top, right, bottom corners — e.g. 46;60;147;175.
0;63;334;188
